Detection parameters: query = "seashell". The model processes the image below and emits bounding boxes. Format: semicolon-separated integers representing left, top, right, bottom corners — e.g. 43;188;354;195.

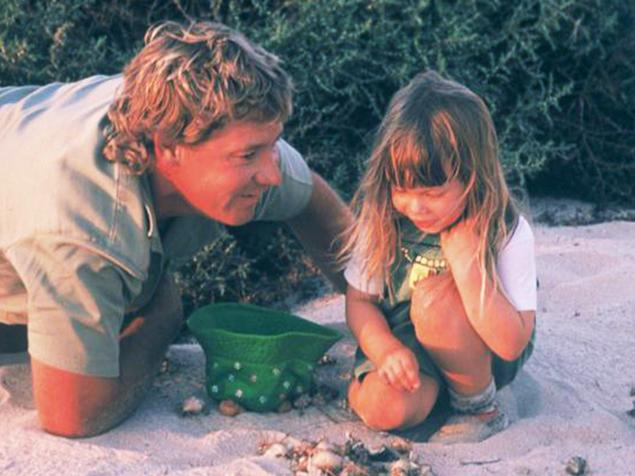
389;459;423;476
368;445;400;462
314;440;337;453
262;443;288;459
308;450;343;473
277;400;293;413
389;460;409;476
294;455;309;472
340;461;369;476
390;437;412;454
217;399;244;417
180;396;205;416
565;456;588;475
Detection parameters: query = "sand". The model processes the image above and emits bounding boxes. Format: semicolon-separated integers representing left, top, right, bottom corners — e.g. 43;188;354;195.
1;221;635;475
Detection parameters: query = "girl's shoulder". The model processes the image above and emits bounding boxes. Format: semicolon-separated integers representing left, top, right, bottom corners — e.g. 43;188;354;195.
502;215;534;251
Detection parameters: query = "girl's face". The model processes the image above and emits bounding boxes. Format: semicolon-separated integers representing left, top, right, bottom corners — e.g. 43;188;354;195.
391;178;467;234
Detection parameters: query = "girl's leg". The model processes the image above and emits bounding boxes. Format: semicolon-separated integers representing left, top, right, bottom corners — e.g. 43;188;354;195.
348;371;439;431
410;274;492;397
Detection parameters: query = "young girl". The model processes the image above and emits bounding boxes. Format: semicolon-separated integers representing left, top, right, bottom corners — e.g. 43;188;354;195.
342;71;536;444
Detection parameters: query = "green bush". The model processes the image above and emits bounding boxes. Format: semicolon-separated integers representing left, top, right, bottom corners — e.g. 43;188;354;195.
2;0;633;309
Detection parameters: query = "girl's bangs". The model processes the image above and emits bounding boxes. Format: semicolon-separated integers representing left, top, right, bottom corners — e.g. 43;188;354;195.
386;130;454;189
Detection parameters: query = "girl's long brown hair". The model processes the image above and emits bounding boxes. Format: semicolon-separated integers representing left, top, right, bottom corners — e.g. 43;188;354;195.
341;71;518;300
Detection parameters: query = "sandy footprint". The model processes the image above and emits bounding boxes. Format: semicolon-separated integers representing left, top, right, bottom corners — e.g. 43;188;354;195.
0;355;34;410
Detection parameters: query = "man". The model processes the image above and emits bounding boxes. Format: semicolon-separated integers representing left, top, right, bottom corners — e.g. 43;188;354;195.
0;20;351;437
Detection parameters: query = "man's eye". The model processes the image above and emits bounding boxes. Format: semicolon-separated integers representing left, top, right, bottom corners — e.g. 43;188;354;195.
239;151;257;160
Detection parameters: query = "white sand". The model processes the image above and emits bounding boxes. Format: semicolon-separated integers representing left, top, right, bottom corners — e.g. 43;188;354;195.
2;221;635;475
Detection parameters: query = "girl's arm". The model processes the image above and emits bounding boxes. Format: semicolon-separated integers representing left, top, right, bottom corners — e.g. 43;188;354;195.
441;220;535;362
346;285;421;391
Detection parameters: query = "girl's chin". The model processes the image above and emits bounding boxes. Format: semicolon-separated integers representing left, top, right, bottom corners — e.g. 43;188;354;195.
412;220;442;234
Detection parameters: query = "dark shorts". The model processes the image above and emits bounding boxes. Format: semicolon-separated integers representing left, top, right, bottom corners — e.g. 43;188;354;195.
353;307;535;391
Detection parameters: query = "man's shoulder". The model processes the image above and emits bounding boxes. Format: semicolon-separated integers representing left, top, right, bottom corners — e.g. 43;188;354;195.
0;73;151;279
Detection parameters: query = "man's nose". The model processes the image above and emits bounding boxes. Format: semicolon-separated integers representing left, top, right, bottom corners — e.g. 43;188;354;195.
255;148;282;187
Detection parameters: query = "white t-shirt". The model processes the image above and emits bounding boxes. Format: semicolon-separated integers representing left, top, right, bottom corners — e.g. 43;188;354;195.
344;216;537;311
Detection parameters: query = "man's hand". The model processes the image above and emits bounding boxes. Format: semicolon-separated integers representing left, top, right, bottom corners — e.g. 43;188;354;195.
377;344;421;393
286;172;352;293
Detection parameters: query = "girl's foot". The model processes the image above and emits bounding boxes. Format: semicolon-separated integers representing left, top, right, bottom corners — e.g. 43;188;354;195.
427;403;509;444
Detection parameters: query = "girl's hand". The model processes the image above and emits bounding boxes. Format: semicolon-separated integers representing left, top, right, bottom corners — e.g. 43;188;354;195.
440;215;480;267
377;345;421;392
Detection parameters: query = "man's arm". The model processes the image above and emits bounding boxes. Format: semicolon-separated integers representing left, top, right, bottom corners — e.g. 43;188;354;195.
31;274;183;438
285;172;353;294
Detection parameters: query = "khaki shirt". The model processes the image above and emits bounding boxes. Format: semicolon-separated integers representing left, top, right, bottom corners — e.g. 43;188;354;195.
0;75;313;376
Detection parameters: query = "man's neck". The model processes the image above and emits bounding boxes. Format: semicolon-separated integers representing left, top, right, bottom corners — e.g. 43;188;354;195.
147;170;199;220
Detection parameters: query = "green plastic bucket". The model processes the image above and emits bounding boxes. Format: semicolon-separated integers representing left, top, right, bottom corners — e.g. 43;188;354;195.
187;302;341;412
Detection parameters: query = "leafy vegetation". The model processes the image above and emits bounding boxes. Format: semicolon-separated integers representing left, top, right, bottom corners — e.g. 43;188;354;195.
2;0;633;311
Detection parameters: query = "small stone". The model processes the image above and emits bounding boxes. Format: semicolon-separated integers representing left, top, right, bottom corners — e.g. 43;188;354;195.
344;437;370;465
629;386;635;397
308;450;343;473
317;354;336;366
218;399;244;417
159;359;170;374
262;443;288;458
293;394;312;410
565;456;588;475
180;396;205;416
314;384;339;403
277;400;293;413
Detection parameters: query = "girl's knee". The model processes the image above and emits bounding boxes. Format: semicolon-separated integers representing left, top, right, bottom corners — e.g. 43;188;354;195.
348;373;437;431
411;304;455;344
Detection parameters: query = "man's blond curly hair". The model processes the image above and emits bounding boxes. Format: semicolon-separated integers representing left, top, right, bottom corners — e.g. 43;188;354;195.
103;20;293;173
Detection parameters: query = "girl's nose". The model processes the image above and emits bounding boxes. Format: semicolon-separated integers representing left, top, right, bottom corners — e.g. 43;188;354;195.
408;198;428;216
255;148;282;187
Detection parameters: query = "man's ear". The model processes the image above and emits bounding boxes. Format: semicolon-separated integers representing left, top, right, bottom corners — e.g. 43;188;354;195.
152;133;179;170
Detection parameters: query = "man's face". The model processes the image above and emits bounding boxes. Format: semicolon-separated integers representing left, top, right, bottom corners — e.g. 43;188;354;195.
155;120;283;226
